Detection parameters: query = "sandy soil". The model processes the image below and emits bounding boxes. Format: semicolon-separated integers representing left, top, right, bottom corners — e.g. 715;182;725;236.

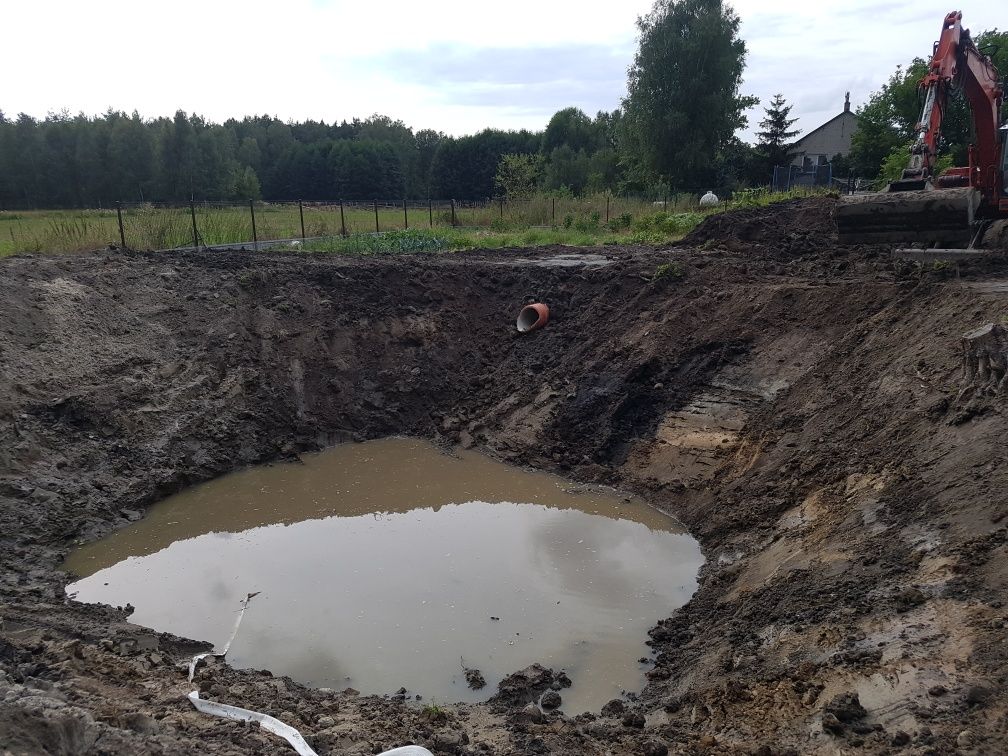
1;198;1007;754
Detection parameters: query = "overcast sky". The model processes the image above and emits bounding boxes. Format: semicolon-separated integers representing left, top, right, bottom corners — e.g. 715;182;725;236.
2;1;1003;141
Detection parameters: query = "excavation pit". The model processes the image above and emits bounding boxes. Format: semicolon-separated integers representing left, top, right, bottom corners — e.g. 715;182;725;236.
64;438;702;713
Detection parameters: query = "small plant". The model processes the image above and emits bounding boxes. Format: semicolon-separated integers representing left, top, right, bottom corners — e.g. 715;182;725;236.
653;261;685;281
608;212;633;231
574;210;602;233
420;699;448;725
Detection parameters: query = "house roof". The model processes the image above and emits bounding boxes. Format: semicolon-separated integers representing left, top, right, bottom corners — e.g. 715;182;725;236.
793;110;859;150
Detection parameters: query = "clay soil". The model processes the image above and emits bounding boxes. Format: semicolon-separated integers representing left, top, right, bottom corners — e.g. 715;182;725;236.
2;198;1007;755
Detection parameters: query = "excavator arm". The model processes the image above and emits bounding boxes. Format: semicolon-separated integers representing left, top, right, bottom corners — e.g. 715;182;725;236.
837;11;1006;246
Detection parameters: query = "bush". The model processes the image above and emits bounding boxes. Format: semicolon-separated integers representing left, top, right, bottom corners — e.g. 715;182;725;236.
607;212;633;231
653;261;685;281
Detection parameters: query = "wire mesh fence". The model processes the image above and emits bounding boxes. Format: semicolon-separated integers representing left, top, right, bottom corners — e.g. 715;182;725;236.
1;194;712;254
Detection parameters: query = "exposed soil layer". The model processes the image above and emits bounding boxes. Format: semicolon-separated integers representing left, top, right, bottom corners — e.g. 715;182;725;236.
2;198;1008;754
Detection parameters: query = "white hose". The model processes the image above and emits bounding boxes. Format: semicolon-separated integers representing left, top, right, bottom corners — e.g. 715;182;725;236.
185;592;433;756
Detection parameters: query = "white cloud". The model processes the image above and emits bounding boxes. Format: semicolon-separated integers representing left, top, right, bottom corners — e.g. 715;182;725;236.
1;0;1003;138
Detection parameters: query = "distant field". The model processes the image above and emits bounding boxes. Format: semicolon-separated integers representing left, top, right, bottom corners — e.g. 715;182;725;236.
0;190;831;257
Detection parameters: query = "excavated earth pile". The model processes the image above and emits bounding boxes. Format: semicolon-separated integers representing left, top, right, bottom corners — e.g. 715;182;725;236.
1;197;1007;754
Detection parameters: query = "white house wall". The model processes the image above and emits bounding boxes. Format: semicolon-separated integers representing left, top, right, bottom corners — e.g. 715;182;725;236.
791;112;860;166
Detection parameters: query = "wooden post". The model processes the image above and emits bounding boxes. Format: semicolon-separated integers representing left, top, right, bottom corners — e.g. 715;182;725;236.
403;199;408;230
551;197;556;226
374;199;379;233
451;199;456;227
663;193;668;210
605;195;610;224
299;200;305;240
500;197;504;219
249;200;257;249
429;198;433;228
189;200;199;249
116;202;126;249
339;199;347;237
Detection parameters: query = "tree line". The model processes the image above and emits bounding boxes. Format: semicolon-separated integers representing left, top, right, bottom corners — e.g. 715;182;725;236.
1;1;1003;209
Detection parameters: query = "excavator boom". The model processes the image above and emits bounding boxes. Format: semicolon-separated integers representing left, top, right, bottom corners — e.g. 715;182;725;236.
836;11;1006;247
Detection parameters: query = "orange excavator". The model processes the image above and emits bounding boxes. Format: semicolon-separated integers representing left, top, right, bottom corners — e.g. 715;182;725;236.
837;11;1008;250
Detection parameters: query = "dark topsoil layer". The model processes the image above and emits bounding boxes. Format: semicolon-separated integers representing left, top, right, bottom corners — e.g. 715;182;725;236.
1;198;1007;754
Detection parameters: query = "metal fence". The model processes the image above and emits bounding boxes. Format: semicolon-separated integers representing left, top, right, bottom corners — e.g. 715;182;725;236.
90;194;707;252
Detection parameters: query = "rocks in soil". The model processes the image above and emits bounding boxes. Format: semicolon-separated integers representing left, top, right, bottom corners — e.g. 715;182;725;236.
462;663;485;691
891;730;911;747
600;698;625;717
964;685;992;707
432;730;468;753
516;703;545;725
621;711;645;729
491;664;568;708
822;691;870;736
540;690;561;710
823;692;868;724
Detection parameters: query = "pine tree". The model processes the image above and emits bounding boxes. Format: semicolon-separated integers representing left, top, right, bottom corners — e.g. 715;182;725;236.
756;94;801;173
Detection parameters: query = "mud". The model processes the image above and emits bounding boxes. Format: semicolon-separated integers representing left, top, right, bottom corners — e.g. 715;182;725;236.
64;438;702;714
2;197;1008;754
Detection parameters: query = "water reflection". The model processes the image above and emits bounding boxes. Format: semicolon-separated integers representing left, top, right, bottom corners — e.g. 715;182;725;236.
65;438;703;712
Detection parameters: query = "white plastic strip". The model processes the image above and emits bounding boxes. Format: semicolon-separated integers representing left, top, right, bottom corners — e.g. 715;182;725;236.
184;592;433;756
188;690;319;756
187;591;259;683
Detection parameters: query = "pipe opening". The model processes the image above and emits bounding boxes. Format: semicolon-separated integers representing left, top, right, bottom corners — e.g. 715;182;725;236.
517;303;549;333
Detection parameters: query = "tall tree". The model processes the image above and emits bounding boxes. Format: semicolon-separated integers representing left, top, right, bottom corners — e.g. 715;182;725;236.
541;108;599;155
755;94;800;174
622;0;757;191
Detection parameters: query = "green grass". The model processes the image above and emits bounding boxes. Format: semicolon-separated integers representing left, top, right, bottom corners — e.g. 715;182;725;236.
297;227;631;256
0;189;836;258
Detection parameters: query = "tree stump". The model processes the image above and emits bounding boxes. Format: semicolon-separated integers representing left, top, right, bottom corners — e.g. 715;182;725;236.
960;323;1008;398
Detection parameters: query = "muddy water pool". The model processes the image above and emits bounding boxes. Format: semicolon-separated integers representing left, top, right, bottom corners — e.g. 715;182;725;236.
65;438;702;713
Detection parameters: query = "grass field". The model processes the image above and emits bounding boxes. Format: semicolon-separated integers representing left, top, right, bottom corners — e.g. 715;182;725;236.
0;190;832;258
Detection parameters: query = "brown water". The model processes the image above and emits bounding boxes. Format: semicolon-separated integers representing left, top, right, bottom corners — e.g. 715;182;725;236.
65;438;702;713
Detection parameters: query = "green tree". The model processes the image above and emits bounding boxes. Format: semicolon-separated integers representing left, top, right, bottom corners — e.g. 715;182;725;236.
232;166;261;200
494;153;544;198
622;0;757;191
542;108;599;155
755;94;800;173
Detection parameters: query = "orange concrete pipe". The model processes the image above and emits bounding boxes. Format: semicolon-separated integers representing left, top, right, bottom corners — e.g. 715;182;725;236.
517;303;549;333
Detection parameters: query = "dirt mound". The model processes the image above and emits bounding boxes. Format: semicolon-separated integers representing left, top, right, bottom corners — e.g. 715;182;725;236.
491;664;570;709
681;196;839;255
1;243;1007;754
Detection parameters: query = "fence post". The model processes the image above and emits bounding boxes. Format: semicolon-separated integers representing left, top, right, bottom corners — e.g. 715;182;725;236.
189;200;199;249
116;202;126;249
499;197;504;220
299;200;305;240
374;199;379;233
429;198;433;228
340;199;347;237
663;193;668;211
249;199;257;250
551;197;556;226
605;195;610;224
451;199;456;227
403;199;408;230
